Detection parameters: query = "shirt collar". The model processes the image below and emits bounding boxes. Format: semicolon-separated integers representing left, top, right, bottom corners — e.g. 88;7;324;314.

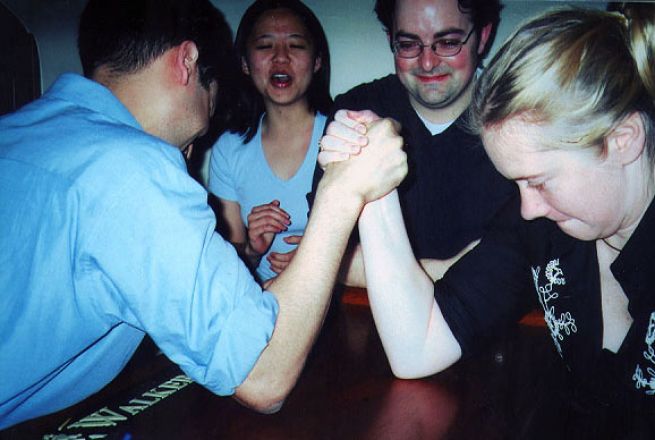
46;73;142;131
611;197;655;307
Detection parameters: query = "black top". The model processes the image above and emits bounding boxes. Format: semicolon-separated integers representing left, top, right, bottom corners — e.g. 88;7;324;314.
438;194;655;412
311;74;515;259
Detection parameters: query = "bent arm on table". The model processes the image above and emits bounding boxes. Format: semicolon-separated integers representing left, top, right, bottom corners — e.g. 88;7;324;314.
234;118;407;412
338;239;480;287
358;191;462;378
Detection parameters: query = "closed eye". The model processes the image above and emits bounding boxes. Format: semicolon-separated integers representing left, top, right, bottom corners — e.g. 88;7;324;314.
436;39;462;49
527;180;546;191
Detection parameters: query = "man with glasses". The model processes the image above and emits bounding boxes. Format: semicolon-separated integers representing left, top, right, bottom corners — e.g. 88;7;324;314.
313;0;515;286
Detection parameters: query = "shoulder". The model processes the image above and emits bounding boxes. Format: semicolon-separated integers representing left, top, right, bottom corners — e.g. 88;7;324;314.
333;75;402;111
212;130;250;156
314;112;328;131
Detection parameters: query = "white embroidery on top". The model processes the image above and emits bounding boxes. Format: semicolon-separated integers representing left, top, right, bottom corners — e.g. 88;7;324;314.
532;259;577;357
632;311;655;395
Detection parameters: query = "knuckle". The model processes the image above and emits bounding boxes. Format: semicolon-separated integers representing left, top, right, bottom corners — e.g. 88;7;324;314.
379;118;394;132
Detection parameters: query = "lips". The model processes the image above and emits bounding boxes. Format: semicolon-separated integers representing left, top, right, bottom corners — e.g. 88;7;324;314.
416;72;450;83
271;72;292;88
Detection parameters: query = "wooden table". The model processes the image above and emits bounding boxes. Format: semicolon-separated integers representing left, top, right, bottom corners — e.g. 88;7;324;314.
1;287;574;439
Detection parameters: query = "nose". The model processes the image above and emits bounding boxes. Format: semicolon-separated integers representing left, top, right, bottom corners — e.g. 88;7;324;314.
519;185;549;221
273;44;290;63
418;46;441;72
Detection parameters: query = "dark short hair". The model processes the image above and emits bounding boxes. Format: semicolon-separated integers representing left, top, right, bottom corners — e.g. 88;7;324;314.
374;0;503;60
78;0;235;90
230;0;333;142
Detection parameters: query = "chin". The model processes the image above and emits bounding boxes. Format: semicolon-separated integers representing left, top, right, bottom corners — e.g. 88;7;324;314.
555;220;598;241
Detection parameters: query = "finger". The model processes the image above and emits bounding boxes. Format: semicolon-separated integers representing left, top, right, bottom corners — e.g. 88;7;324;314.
250;202;290;217
346;109;381;126
367;118;403;145
320;134;363;154
268;252;293;263
325;119;368;147
318;151;351;169
333;109;380;134
267;254;293;272
247;209;291;226
333;109;367;133
262;277;275;289
366;116;401;135
248;223;286;238
283;235;302;244
247;214;290;230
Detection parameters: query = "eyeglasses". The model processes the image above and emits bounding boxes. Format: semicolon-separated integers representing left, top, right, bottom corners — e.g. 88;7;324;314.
392;28;476;59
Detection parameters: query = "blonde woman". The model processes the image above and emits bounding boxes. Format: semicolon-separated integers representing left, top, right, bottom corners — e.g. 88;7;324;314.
322;4;655;435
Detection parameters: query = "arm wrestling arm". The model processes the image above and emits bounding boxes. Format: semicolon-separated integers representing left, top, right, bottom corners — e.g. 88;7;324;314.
234;119;407;412
359;191;462;379
338;236;480;287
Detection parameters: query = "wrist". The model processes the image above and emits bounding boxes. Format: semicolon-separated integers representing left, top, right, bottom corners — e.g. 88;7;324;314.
316;170;366;215
242;242;263;265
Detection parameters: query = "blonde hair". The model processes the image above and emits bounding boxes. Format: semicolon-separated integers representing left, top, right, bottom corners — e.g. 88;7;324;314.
470;5;655;158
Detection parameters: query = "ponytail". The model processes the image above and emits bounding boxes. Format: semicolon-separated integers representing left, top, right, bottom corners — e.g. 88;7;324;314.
471;5;655;161
620;4;655;101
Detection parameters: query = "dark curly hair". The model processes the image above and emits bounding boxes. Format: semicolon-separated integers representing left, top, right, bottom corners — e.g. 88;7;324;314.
374;0;503;60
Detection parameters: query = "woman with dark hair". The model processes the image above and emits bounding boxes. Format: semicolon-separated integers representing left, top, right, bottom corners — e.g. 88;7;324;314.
208;0;332;283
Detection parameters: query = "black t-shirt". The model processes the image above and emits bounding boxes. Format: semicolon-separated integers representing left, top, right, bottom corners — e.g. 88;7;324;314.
437;194;655;414
310;74;515;259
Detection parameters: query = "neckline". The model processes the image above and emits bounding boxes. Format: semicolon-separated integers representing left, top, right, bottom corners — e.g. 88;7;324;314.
258;113;321;183
602;238;623;253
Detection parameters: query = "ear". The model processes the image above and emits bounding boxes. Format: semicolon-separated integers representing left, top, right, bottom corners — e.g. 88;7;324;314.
183;143;194;160
313;55;322;74
477;23;493;56
175;40;200;86
241;57;250;76
607;112;646;165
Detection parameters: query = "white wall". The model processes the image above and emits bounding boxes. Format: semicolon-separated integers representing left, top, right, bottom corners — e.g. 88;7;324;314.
1;0;607;98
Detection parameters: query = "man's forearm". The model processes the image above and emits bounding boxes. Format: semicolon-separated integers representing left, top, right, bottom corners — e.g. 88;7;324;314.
235;176;364;411
235;116;408;411
337;243;366;288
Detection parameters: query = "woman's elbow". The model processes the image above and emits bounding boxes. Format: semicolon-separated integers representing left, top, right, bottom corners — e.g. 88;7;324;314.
387;353;454;379
389;362;431;380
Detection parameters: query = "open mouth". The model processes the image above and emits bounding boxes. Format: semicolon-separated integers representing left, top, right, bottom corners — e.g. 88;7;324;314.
271;73;292;87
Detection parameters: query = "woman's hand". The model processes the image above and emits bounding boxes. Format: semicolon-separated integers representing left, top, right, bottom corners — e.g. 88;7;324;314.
267;234;302;274
246;200;290;257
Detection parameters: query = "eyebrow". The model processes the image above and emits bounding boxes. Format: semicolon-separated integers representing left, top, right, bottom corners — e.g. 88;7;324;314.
394;27;467;40
253;33;310;41
512;173;544;182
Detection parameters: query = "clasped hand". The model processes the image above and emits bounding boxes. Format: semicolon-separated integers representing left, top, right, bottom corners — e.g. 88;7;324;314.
319;109;407;204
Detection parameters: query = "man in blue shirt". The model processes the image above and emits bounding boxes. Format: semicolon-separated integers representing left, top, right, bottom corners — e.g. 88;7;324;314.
0;0;408;428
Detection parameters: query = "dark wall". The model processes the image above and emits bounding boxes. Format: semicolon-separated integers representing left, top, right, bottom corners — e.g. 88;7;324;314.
0;2;40;115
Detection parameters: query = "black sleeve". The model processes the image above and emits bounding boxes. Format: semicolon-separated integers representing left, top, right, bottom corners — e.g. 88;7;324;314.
434;196;535;357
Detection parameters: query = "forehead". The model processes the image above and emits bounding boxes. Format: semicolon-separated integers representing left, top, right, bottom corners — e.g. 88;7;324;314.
251;8;310;37
394;0;472;34
482;118;553;178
